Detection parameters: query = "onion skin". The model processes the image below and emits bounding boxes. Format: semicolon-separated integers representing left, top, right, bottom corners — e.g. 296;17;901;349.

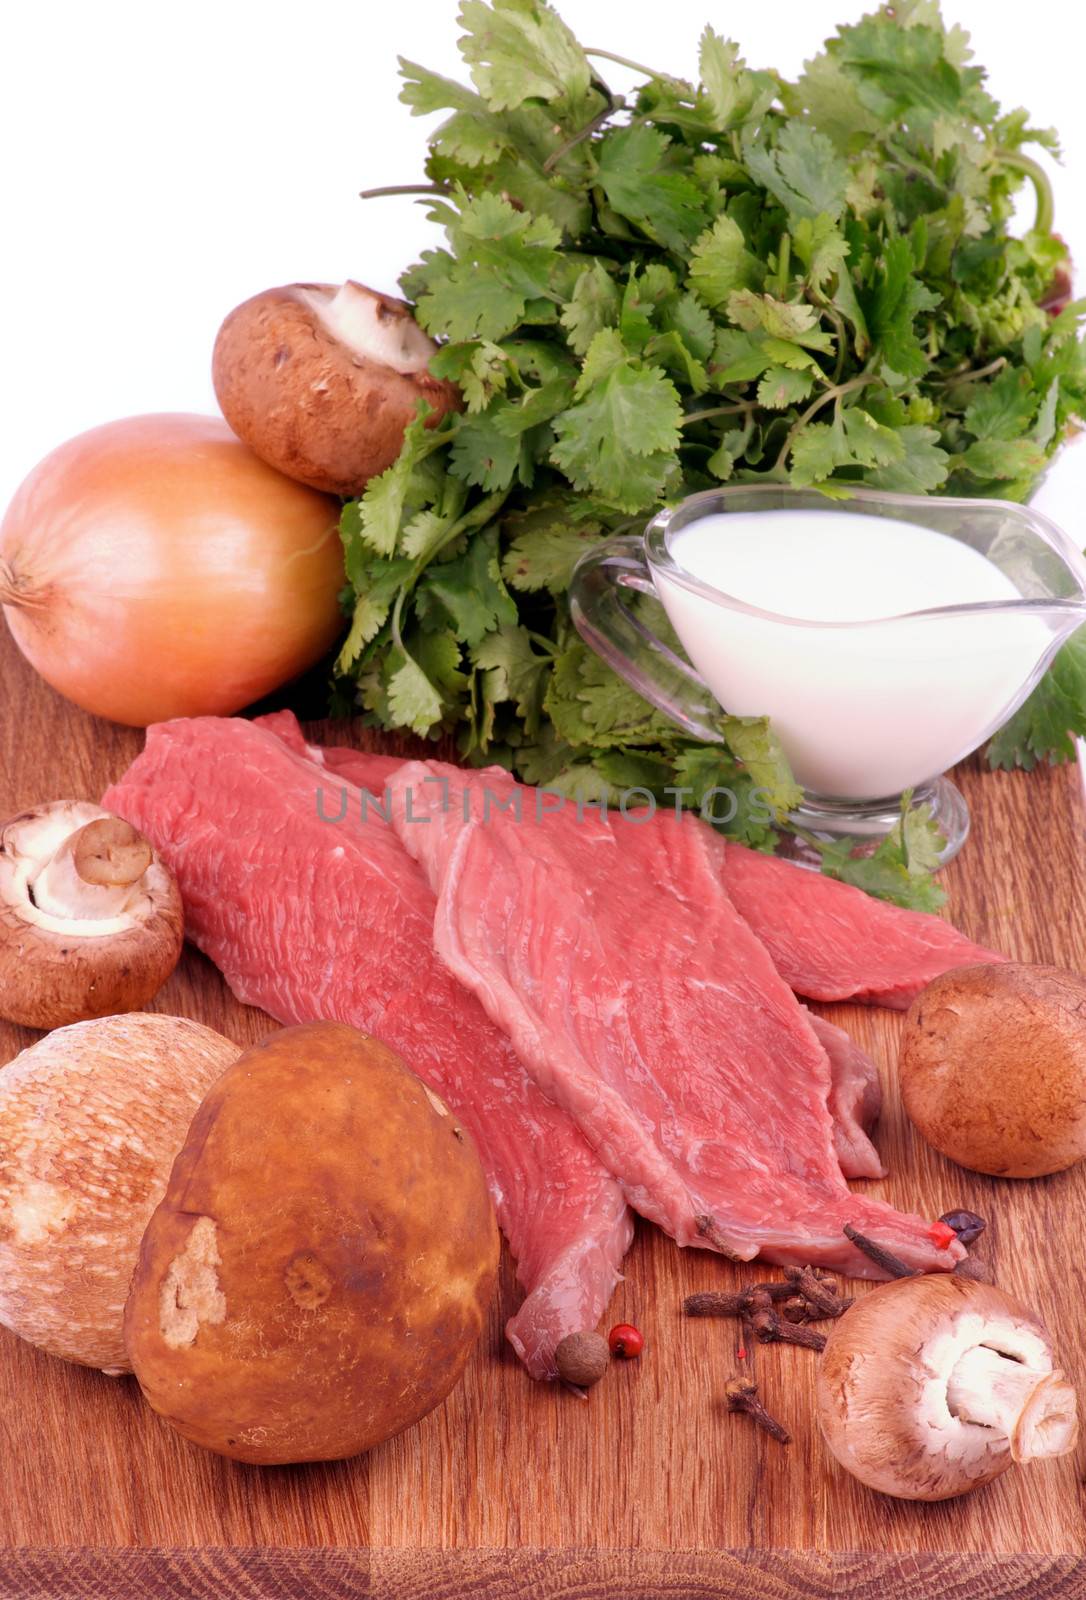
0;414;344;726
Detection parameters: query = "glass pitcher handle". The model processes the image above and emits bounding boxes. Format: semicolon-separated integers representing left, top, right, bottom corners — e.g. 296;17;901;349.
569;535;726;744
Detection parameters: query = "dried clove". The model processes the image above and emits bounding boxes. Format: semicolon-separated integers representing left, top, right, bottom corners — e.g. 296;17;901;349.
843;1224;918;1280
695;1215;746;1262
724;1376;791;1445
939;1210;987;1247
685;1266;851;1325
784;1264;853;1319
751;1308;827;1352
684;1283;793;1318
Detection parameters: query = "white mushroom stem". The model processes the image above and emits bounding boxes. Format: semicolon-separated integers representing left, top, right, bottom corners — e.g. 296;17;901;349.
31;818;153;922
947;1345;1078;1463
300;282;437;375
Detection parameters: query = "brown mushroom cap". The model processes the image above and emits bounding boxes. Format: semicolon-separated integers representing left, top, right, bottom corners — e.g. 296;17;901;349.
901;962;1086;1178
212;281;461;497
124;1022;499;1464
0;801;183;1030
817;1274;1078;1501
0;1013;239;1371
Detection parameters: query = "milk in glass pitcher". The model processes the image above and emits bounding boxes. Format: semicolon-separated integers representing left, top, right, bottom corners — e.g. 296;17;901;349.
570;486;1086;862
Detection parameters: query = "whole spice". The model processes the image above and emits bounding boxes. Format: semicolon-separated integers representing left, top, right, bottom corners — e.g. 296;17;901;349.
940;1210;988;1247
843;1225;918;1280
685;1285;792;1318
783;1265;852;1319
749;1292;827;1353
685;1266;851;1324
608;1323;644;1359
555;1330;610;1388
724;1377;791;1446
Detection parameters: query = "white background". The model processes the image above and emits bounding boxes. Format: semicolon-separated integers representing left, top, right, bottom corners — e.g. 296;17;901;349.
1;0;1084;519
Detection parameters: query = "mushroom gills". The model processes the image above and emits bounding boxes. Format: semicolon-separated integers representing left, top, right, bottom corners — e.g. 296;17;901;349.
299;282;437;375
947;1343;1078;1463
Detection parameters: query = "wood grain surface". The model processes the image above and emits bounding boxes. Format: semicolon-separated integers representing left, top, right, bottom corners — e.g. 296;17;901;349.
2;621;1086;1597
3;1548;1086;1600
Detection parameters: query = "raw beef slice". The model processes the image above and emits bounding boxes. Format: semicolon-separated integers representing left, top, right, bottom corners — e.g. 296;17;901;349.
721;842;1005;1009
270;721;888;1187
385;760;963;1278
104;718;632;1380
806;1011;886;1181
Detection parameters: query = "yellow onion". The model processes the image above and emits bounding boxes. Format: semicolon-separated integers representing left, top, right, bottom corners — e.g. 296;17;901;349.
0;414;344;726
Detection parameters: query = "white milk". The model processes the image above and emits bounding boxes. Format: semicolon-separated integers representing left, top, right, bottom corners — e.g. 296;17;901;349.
656;509;1053;799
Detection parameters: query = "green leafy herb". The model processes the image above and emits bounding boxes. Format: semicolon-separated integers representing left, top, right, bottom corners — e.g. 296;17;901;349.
808;792;948;911
338;0;1086;907
987;628;1086;769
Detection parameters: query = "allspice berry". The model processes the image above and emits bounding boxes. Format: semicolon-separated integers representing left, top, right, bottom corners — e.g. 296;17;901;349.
555;1330;610;1388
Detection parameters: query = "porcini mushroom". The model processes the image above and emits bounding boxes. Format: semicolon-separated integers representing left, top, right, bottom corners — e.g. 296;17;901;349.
212;281;461;496
0;1012;239;1371
0;801;183;1029
816;1274;1078;1501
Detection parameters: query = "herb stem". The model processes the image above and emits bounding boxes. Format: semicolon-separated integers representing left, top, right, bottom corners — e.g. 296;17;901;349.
390;586;409;656
543;96;624;172
359;182;450;201
934;356;1007;387
585;46;674;81
390;486;509;666
681;401;759;426
995;148;1055;236
808;293;849;383
776;232;791;297
770;370;874;475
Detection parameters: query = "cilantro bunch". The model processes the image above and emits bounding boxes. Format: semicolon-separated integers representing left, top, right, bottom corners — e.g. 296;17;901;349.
335;0;1086;905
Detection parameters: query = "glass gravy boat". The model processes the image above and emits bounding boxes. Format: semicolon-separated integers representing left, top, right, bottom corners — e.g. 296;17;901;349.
570;486;1086;862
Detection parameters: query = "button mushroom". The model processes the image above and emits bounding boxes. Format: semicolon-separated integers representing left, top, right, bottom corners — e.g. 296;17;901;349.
212;280;461;496
901;962;1086;1177
0;802;183;1029
817;1274;1078;1501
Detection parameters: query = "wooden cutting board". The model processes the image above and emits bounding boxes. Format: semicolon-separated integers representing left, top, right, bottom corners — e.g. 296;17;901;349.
2;622;1086;1600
